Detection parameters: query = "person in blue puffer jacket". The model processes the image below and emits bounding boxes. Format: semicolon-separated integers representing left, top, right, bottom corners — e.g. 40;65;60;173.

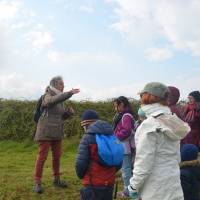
75;109;121;200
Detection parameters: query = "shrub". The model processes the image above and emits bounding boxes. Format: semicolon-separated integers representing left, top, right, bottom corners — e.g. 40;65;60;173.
0;99;139;140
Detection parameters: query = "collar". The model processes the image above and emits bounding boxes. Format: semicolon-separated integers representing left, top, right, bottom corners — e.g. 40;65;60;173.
50;86;62;95
141;103;171;118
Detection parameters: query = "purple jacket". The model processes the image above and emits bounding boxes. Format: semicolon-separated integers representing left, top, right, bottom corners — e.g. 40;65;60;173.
114;113;135;154
168;86;183;119
182;103;200;146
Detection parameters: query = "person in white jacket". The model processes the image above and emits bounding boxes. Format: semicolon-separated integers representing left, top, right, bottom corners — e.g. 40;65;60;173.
128;82;191;200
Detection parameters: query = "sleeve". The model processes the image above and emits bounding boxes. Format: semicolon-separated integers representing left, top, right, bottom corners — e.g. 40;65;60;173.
129;125;157;190
75;134;90;179
42;92;73;107
116;115;133;141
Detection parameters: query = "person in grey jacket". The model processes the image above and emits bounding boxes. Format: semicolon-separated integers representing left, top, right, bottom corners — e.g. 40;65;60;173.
33;76;79;193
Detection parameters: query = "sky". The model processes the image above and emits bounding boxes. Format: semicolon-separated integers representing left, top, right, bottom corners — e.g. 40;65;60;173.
0;0;200;101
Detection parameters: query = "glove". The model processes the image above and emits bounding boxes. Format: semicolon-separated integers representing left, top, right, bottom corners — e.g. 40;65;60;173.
128;185;139;200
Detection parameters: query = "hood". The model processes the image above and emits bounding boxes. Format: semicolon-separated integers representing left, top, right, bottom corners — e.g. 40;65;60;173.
86;120;113;135
180;160;200;181
46;86;57;95
168;86;180;106
180;159;200;168
142;103;190;141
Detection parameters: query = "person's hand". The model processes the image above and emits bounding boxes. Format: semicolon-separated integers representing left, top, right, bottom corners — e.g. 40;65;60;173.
67;107;75;114
128;185;139;200
70;88;80;94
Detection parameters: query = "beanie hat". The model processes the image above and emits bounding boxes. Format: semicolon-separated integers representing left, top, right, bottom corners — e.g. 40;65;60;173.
140;82;169;99
189;91;200;102
181;144;199;162
138;108;146;117
81;109;99;127
168;86;180;105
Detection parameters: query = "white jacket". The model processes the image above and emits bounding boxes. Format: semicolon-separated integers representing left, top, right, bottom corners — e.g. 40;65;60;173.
130;103;190;200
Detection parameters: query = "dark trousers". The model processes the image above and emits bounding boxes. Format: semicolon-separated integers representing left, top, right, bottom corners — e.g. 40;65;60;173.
80;186;113;200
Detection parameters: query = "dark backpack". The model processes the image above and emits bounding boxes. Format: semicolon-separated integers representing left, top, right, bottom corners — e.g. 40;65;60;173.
33;95;45;123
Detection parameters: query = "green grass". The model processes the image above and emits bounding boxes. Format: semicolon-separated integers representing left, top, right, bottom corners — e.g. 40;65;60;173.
0;139;126;200
0;138;83;200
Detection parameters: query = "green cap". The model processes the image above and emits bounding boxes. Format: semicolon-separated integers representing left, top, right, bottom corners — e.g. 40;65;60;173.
140;82;169;98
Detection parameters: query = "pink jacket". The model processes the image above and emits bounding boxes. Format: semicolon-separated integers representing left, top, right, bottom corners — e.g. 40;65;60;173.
114;113;135;154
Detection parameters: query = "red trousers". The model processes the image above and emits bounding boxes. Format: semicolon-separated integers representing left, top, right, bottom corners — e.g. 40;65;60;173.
34;140;62;184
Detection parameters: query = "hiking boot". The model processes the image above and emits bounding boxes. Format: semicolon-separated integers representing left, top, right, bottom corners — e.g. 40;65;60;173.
53;179;68;188
33;183;43;194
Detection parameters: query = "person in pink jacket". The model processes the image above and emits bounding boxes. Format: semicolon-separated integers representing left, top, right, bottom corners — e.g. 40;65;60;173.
113;96;135;198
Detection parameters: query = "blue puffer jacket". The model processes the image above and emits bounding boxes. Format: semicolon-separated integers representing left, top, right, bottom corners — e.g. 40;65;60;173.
75;120;121;186
180;160;200;200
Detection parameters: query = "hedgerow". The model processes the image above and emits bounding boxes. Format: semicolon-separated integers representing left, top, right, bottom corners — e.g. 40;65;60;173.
0;99;139;140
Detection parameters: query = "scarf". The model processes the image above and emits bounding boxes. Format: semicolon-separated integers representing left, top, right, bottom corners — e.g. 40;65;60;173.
50;86;62;94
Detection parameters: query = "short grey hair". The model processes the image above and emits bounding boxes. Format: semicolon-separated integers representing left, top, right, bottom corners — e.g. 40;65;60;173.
50;76;63;87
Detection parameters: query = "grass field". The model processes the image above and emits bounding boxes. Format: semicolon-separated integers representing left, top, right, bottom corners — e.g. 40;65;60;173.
0;138;86;200
0;139;125;200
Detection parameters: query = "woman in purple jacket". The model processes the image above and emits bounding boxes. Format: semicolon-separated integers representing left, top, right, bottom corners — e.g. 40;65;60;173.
113;96;135;198
182;91;200;148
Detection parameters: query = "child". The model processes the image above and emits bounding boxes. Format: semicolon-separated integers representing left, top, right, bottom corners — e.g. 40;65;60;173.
75;109;121;200
180;144;200;200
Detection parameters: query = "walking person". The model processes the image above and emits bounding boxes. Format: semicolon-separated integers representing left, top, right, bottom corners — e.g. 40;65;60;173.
128;82;190;200
33;76;80;193
113;96;135;198
182;91;200;148
75;109;122;200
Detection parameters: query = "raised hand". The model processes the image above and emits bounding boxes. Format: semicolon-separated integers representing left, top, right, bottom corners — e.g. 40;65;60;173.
70;88;80;94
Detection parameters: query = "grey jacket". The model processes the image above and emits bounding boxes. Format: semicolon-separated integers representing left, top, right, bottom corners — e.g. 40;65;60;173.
34;87;73;141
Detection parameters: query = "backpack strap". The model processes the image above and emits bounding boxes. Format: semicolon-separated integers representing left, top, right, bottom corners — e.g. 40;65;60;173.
121;113;134;126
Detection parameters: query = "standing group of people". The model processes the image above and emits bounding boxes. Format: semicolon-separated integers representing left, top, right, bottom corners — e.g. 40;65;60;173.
32;76;200;200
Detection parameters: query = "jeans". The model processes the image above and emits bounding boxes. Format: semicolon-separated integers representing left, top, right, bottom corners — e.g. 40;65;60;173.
122;154;133;194
34;140;62;184
80;186;113;200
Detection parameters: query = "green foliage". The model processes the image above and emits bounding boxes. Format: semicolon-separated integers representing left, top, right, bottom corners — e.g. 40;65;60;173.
0;99;139;140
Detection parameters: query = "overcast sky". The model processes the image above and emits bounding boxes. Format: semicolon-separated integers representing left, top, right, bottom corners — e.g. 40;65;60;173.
0;0;200;101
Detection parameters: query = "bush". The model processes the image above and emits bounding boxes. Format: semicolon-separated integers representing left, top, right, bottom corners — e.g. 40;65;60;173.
0;99;139;140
